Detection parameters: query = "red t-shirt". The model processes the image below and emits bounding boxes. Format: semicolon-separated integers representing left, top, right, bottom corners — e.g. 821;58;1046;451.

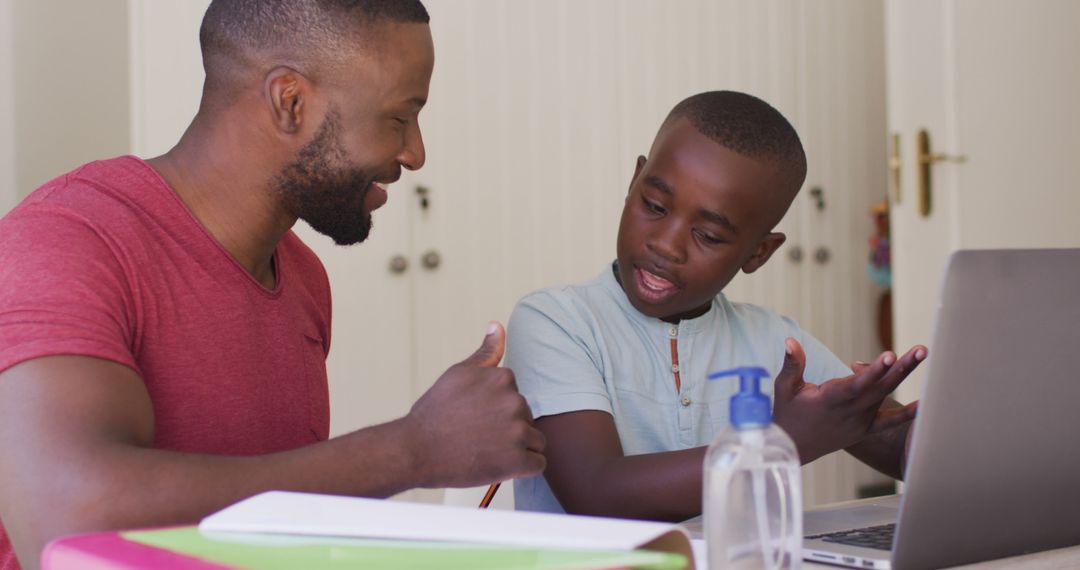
0;157;332;569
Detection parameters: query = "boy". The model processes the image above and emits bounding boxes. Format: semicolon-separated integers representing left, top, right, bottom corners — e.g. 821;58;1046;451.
506;91;925;521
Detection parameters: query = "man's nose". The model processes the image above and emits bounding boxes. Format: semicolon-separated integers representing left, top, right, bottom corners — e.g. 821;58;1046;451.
399;122;426;171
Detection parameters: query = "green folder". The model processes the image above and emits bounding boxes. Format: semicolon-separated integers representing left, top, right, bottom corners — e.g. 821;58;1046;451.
124;527;688;570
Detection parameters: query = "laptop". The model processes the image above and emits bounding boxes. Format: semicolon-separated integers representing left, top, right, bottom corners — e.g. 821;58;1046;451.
803;248;1080;570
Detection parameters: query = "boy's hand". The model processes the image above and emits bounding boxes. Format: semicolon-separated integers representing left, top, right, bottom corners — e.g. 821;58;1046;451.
772;337;926;464
404;322;546;488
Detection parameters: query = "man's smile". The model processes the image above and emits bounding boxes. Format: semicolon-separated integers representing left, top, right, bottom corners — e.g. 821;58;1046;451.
365;181;389;211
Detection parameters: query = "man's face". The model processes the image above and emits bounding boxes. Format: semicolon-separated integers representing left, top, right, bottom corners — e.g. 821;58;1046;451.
615;117;788;322
276;22;434;245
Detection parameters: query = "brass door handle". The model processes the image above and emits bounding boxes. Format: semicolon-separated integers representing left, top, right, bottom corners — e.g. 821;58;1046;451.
415;185;431;211
888;133;901;203
916;129;967;217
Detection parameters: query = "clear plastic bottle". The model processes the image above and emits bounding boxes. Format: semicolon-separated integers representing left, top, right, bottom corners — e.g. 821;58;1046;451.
704;367;803;570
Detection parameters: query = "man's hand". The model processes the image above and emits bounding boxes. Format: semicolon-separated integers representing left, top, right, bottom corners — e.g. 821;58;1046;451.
404;322;546;488
772;337;925;464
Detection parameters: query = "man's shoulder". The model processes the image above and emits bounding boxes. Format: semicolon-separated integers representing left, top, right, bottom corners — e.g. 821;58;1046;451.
24;156;156;200
6;156;166;229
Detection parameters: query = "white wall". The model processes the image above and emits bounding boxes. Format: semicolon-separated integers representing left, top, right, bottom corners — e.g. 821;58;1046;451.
12;0;130;194
0;0;15;214
128;0;209;157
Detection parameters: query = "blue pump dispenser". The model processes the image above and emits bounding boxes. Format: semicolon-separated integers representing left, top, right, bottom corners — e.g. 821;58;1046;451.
706;366;772;429
704;365;803;569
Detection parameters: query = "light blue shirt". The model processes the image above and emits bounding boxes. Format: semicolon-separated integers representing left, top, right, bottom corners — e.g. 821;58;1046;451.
506;264;851;513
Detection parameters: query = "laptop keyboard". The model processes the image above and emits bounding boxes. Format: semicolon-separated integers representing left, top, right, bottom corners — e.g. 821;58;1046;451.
806;523;895;551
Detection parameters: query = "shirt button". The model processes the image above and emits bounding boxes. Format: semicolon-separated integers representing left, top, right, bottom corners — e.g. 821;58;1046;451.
668;326;678;337
681;394;691;406
671;363;680;374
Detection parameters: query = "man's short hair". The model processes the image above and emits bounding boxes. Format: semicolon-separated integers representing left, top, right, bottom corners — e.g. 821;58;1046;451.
667;90;807;191
199;0;429;96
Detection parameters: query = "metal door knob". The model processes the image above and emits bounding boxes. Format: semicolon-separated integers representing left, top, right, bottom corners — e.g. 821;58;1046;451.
788;245;804;263
421;250;441;270
388;254;408;274
814;246;831;264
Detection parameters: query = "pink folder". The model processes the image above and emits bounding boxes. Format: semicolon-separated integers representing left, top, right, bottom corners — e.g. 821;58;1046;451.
42;530;230;570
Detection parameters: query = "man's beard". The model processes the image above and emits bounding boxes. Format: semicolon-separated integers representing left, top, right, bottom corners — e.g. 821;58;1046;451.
273;111;375;246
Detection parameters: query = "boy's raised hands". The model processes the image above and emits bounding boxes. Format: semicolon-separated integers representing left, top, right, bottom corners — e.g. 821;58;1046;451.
772;337;925;465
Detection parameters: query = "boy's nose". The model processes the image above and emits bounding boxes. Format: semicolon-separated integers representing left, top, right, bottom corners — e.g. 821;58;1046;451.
646;229;686;264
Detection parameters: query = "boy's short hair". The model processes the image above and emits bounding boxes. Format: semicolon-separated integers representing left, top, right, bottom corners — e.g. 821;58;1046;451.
666;91;807;193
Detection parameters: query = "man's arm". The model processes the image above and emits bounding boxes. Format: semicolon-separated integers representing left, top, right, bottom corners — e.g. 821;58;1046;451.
0;325;544;570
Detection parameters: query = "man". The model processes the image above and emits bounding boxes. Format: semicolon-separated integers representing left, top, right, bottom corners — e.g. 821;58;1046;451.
0;2;544;568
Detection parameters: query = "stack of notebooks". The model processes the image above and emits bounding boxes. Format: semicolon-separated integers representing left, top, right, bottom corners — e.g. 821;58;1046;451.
79;491;695;569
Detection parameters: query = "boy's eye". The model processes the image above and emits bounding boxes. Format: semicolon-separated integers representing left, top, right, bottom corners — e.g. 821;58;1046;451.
642;197;666;215
696;230;723;245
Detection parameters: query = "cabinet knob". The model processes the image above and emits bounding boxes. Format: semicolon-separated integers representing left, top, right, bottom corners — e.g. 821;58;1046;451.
788;245;804;263
814;247;831;264
421;250;441;270
388;254;409;274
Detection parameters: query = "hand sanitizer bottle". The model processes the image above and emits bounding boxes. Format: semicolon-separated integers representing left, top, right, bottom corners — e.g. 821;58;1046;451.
704;367;802;570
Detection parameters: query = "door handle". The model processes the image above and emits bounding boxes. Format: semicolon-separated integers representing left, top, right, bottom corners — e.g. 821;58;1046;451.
415;185;431;211
916;129;967;217
888;133;901;203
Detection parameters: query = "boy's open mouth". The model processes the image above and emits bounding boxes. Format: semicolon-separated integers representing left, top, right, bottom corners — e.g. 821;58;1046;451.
634;266;679;303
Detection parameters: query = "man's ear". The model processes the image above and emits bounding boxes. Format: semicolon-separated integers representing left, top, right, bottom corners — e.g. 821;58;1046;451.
265;66;311;135
627;155;647;196
741;232;786;274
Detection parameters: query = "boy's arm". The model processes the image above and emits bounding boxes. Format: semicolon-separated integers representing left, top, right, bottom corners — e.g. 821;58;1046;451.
773;338;924;470
844;397;913;480
537;340;925;522
0;326;544;570
535;409;706;522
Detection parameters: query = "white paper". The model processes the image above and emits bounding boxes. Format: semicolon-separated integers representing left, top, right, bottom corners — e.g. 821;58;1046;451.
200;490;692;557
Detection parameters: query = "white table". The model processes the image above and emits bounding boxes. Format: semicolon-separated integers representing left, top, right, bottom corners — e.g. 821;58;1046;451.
683;495;1080;569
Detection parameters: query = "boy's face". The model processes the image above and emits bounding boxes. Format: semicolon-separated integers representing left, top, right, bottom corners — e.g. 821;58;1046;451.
616;117;790;322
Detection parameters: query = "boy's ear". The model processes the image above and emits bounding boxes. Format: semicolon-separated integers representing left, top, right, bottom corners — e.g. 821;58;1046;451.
741;232;786;274
627;155;647;195
265;66;312;135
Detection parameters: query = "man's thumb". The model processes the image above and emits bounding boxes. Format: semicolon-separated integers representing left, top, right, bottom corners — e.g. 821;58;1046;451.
774;337;807;398
460;321;506;368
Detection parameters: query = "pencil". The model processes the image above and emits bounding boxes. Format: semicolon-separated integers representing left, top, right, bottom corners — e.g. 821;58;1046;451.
478;482;500;508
